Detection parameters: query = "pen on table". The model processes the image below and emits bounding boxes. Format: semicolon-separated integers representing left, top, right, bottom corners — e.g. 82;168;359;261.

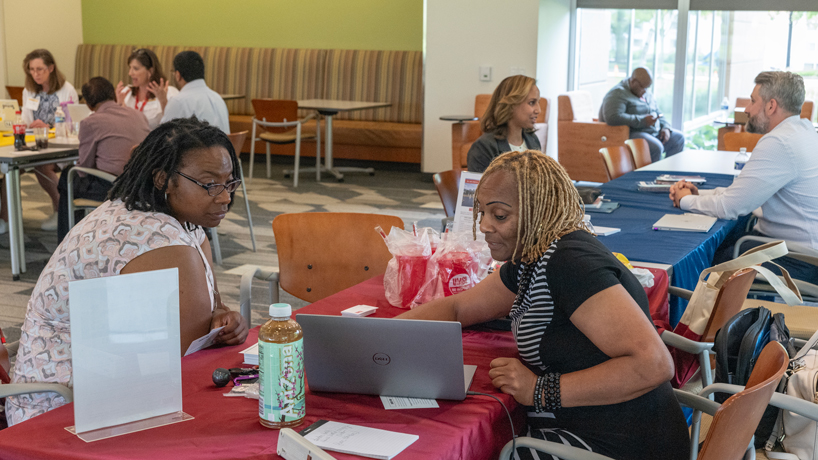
0;328;6;344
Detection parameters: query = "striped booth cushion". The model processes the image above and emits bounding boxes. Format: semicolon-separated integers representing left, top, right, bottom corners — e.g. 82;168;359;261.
74;44;420;124
74;44;422;163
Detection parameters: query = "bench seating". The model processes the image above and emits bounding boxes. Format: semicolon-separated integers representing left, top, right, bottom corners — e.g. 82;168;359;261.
74;45;422;164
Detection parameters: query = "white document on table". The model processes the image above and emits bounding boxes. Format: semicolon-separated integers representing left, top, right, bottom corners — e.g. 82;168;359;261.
452;171;483;234
380;395;439;410
184;326;224;356
69;268;182;434
301;420;419;460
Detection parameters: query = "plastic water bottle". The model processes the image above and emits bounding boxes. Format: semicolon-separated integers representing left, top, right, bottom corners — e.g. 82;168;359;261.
721;97;730;119
583;215;596;234
54;106;66;138
258;303;305;429
734;147;750;172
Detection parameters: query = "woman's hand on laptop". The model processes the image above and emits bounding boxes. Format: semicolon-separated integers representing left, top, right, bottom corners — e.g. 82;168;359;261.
489;357;537;406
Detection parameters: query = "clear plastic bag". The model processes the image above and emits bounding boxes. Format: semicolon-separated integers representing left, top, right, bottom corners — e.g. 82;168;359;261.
381;226;433;308
408;231;492;308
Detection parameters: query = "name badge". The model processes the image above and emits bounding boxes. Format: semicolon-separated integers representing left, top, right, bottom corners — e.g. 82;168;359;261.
25;97;40;111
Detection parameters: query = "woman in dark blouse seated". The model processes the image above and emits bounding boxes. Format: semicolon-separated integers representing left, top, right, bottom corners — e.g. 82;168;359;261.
466;75;542;173
399;150;689;460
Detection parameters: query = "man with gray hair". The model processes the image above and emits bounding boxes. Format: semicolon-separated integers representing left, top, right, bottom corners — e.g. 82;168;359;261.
600;67;685;161
669;71;818;283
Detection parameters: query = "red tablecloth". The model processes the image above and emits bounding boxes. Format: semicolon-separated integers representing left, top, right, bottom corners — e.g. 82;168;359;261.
0;276;524;460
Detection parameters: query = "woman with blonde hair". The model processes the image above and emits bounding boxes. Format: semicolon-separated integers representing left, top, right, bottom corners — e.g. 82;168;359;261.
21;49;79;231
466;75;542;172
116;48;179;129
399;150;689;459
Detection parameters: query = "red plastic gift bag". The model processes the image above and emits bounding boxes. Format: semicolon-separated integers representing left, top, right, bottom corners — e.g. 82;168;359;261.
409;231;492;308
381;226;433;308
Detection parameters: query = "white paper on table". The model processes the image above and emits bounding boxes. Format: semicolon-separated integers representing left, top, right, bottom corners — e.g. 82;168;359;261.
380;395;439;410
592;226;621;236
184;326;224;356
69;268;182;434
452;171;483;234
301;420;419;460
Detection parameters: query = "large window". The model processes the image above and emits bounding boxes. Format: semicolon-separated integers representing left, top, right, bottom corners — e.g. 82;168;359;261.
683;11;818;148
575;8;818;151
576;9;678;125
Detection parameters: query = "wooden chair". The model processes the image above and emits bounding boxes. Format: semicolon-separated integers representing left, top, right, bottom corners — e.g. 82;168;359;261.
5;86;23;106
238;213;403;325
226;131;256;252
451;95;549;170
432;169;461;218
249;99;318;186
558;91;629;182
801;100;815;122
598;146;635;181
433;169;461;231
624;138;652;169
723;132;762;152
499;342;788;460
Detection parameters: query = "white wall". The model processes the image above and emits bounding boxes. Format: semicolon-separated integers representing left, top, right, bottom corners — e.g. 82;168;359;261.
422;0;540;173
536;0;572;159
2;0;83;91
0;0;6;96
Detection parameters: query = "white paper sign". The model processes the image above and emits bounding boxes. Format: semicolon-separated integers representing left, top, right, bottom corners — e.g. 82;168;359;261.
452;171;483;234
69;268;182;434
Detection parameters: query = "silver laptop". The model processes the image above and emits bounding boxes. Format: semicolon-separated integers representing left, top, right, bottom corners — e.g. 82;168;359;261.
297;314;477;400
67;104;92;124
0;99;20;131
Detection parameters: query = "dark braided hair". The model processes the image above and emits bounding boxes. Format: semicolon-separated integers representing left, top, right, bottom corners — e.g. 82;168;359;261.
108;117;240;219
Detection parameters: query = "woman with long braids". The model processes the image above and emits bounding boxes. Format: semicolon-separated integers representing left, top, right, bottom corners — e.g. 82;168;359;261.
6;118;248;426
398;150;688;459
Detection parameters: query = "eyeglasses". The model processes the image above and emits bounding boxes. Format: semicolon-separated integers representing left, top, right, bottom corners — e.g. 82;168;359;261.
29;66;49;75
174;171;241;196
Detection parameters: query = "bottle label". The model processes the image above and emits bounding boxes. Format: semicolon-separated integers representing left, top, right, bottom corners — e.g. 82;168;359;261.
258;338;305;423
734;160;746;170
13;124;25;135
55;116;65;123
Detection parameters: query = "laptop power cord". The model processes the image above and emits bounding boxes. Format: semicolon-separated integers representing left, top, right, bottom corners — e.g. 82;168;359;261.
467;391;516;459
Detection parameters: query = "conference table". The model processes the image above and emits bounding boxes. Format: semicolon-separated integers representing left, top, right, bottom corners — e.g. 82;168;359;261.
0;269;670;459
297;99;391;181
589;149;747;325
0;144;80;279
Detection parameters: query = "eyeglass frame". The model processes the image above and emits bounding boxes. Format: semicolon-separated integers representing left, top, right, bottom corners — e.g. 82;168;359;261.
173;170;241;197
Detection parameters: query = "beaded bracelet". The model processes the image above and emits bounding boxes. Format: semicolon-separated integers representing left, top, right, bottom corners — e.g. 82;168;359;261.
533;374;545;413
543;372;562;411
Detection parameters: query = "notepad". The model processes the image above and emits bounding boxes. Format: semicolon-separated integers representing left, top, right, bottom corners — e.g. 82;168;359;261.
593;226;621;236
300;420;419;459
239;343;258;365
653;213;717;232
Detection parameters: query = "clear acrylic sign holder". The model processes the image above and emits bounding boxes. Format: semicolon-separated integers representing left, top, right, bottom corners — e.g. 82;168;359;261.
65;268;193;442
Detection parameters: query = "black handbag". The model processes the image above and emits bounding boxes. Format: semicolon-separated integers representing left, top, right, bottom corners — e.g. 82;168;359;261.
713;307;794;448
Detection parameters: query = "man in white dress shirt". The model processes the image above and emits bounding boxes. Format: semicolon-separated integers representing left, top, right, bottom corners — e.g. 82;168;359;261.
160;51;230;134
669;71;818;283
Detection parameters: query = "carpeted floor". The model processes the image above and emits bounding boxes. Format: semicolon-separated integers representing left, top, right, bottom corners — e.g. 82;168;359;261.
0;157;446;351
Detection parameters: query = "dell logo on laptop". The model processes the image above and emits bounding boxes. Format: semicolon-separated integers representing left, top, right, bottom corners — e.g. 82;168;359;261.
372;353;391;365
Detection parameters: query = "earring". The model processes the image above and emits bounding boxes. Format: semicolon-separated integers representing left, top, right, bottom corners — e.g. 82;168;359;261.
164;192;168;202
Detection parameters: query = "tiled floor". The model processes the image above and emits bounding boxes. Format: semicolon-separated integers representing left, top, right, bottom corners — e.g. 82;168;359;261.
0;158;446;347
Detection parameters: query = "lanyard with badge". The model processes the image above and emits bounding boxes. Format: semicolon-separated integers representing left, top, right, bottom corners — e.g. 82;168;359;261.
24;96;40;112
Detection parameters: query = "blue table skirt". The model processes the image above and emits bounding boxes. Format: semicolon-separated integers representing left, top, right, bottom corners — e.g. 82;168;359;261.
589;170;748;326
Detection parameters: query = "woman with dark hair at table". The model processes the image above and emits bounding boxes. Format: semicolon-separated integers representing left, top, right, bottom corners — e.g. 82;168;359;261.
6;118;248;426
21;49;79;231
116;48;179;129
398;150;689;459
466;75;542;173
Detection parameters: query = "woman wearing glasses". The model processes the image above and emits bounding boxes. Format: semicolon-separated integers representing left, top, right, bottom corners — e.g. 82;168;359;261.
116;48;179;129
6;118;248;426
22;49;79;231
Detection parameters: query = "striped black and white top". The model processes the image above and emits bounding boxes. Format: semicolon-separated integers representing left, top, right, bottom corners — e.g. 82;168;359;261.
509;242;557;370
